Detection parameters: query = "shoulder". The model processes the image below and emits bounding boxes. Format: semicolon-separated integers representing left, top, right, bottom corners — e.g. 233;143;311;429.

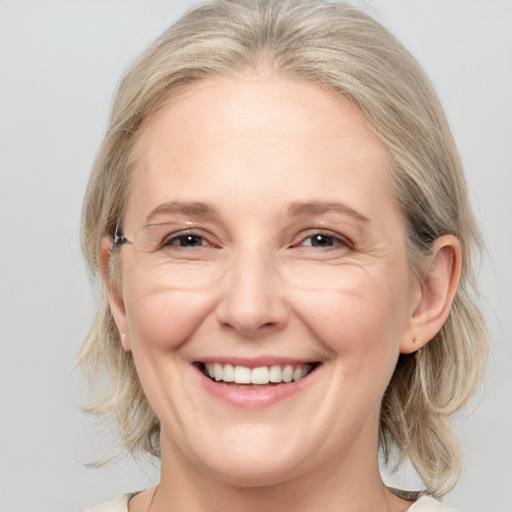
82;493;132;512
408;496;455;511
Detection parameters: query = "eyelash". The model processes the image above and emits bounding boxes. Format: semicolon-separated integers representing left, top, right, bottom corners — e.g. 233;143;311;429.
161;229;353;251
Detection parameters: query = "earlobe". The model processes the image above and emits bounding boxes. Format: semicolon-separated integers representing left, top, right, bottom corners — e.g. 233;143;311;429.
120;333;130;351
100;236;131;352
401;235;462;354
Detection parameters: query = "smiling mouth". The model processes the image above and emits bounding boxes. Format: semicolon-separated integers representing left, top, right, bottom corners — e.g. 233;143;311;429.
196;362;321;386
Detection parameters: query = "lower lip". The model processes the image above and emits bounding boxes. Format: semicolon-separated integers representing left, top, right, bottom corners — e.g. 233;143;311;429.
195;366;318;409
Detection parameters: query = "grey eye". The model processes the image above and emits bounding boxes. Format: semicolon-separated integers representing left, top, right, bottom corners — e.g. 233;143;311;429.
166;233;206;247
307;234;336;247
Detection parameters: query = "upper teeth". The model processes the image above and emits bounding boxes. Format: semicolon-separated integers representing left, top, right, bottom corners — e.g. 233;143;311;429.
204;363;310;384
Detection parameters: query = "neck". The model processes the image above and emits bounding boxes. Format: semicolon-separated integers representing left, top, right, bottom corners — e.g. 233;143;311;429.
150;429;409;512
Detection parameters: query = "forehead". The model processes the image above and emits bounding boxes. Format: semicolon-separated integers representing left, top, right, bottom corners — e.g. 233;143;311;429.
126;74;394;227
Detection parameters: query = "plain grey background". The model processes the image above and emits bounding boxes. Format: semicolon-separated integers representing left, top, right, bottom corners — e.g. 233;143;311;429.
0;1;511;511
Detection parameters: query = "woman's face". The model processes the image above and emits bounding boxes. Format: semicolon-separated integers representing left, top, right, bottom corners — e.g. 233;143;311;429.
112;75;421;485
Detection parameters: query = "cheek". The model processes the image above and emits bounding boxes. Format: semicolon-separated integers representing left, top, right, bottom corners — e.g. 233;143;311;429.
123;273;215;353
292;270;408;363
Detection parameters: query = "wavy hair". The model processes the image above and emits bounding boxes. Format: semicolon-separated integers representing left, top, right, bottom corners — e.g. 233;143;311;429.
79;0;489;497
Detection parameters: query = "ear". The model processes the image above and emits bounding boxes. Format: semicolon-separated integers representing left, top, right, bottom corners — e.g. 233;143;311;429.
400;234;462;354
100;236;131;352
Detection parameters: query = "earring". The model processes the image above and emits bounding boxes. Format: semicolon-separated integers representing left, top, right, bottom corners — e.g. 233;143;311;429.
412;336;419;344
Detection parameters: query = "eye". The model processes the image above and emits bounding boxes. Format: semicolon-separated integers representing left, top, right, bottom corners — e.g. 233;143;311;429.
303;233;337;248
163;231;211;248
295;231;353;250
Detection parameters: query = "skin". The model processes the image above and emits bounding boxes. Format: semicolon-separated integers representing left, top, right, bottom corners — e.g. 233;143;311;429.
102;74;461;512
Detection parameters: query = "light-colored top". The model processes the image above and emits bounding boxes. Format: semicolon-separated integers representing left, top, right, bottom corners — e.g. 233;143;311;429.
409;497;455;511
83;493;455;511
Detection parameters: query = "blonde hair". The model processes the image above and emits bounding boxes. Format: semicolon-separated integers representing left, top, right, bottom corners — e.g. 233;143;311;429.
80;0;489;496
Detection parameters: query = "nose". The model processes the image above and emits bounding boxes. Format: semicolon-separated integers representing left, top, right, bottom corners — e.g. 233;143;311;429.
215;249;288;337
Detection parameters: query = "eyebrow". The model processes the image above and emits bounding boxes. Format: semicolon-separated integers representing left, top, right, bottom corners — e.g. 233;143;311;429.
287;201;369;223
143;199;369;225
145;201;218;224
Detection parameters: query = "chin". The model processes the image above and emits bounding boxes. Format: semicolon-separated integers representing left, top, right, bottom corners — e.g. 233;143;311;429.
185;429;313;488
202;457;305;488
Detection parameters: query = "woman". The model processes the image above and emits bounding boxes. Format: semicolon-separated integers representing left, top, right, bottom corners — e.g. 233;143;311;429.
79;0;488;510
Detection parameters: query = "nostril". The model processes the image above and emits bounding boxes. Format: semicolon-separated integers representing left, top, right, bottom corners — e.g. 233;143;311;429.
230;320;276;330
